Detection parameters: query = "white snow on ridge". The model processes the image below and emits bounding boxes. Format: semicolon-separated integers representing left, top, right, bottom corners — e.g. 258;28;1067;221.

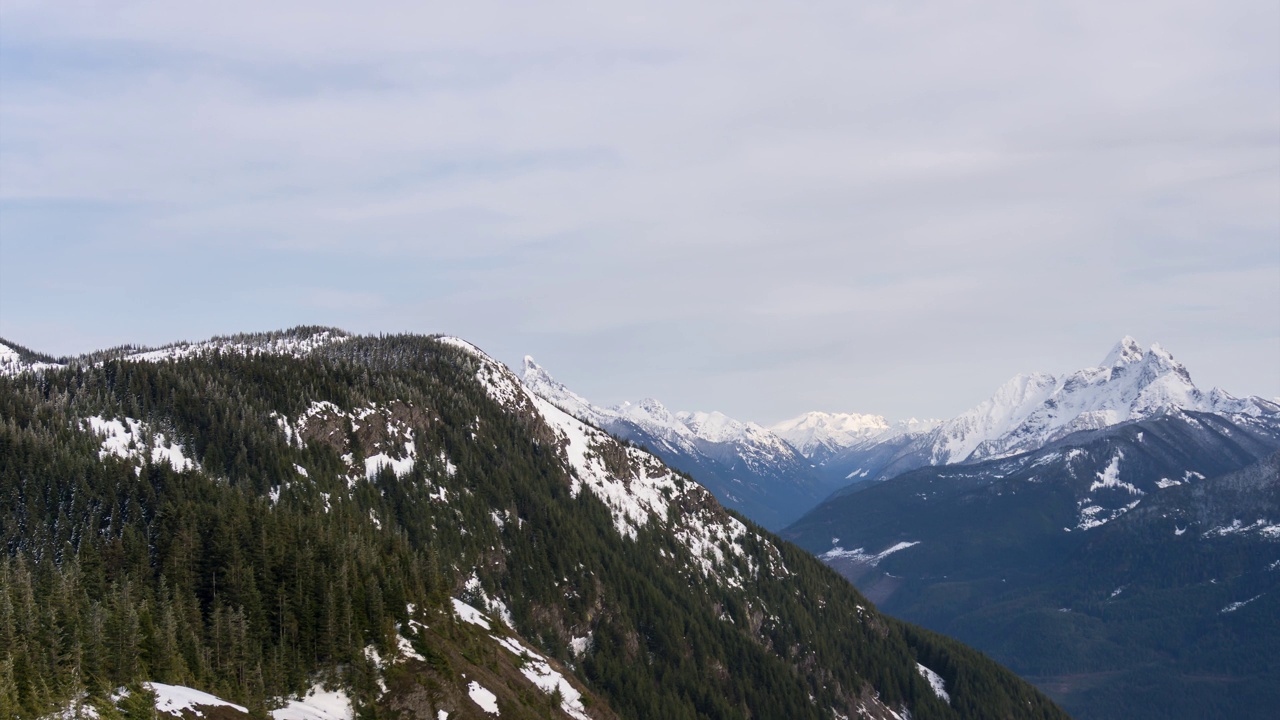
935;372;1060;465
0;341;63;377
439;337;527;409
124;331;348;364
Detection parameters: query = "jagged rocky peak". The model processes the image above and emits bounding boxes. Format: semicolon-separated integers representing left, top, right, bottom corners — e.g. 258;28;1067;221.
956;337;1274;462
521;355;600;418
1102;335;1146;368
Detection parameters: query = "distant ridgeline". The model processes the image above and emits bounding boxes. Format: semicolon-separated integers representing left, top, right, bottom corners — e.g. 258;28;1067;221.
0;329;1065;720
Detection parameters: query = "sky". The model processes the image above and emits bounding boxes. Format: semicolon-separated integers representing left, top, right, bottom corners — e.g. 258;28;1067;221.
1;1;1277;423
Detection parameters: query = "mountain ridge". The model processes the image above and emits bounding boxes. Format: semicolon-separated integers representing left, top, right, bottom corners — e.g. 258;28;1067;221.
1;328;1066;720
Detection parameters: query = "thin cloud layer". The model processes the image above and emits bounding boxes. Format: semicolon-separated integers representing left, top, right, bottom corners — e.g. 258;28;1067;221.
1;1;1276;420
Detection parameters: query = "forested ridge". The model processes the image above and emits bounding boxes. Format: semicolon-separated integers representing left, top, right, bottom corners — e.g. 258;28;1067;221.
0;331;1068;719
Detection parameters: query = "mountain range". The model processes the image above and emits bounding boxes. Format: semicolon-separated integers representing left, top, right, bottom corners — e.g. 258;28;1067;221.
517;336;1280;719
521;337;1277;529
0;328;1065;720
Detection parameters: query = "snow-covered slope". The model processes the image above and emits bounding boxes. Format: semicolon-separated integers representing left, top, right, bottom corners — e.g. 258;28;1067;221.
522;356;823;529
0;340;64;376
820;338;1280;486
448;339;782;584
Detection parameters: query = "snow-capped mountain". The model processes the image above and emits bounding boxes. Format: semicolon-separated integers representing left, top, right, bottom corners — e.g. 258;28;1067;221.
819;337;1280;487
954;337;1274;462
770;411;893;459
771;412;942;471
522;356;824;530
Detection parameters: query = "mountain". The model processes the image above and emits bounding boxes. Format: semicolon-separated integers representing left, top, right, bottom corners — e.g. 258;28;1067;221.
522;357;825;530
0;328;1066;720
782;409;1280;719
814;337;1279;490
768;412;894;462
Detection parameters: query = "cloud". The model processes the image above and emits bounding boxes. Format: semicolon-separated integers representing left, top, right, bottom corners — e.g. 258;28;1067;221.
1;0;1276;419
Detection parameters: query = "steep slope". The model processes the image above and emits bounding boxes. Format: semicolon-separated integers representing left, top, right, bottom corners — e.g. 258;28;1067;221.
0;330;1066;720
522;357;825;530
818;338;1278;489
783;414;1280;720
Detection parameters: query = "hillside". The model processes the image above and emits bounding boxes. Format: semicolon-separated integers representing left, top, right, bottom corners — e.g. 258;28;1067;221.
0;330;1066;719
783;415;1280;719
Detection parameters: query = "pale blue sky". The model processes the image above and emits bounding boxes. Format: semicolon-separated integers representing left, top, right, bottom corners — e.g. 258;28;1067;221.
2;1;1277;422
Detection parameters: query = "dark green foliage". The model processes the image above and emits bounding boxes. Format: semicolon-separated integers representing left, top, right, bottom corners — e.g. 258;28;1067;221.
0;332;1065;719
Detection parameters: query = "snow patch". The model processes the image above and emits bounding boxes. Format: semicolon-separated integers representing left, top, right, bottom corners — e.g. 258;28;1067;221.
1221;595;1263;614
271;684;353;720
467;682;499;715
488;633;591;719
146;682;247;717
452;598;492;630
1076;499;1141;531
85;416;196;474
822;541;920;566
916;663;950;703
1204;519;1280;539
1088;452;1143;495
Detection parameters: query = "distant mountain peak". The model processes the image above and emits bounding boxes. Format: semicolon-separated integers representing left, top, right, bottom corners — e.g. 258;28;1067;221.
770;411;893;457
812;338;1279;488
1102;335;1146;368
